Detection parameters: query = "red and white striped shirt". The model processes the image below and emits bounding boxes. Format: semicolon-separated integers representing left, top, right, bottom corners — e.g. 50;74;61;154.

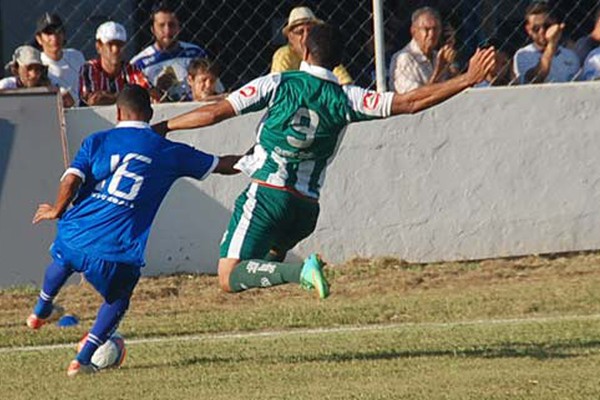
79;58;150;105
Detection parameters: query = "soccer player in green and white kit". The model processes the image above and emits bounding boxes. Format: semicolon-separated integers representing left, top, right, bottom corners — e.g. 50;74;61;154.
154;24;496;299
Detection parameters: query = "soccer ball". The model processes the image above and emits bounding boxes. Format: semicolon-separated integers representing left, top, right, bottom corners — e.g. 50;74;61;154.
77;332;127;370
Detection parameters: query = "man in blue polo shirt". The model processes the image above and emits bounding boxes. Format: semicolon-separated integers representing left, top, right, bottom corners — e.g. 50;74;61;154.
26;84;239;376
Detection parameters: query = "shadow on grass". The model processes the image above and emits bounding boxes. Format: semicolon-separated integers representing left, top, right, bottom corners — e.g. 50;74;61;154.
127;339;600;371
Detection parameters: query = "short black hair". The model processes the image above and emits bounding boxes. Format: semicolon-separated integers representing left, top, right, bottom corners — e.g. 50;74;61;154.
117;85;153;121
525;2;550;19
151;1;179;21
305;23;343;70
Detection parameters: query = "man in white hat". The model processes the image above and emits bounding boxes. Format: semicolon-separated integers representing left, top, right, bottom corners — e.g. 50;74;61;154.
80;21;152;106
271;6;353;84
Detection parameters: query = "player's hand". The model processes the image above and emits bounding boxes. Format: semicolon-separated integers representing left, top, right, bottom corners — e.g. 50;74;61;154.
465;47;496;85
545;23;565;47
32;204;60;224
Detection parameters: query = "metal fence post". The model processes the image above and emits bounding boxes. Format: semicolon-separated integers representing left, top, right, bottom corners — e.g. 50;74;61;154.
372;0;387;92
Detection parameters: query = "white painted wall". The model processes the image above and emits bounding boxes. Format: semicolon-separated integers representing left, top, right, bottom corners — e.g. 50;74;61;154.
0;91;66;286
63;82;600;275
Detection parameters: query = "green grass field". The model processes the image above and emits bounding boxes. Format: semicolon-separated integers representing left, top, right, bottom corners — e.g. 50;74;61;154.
2;253;600;399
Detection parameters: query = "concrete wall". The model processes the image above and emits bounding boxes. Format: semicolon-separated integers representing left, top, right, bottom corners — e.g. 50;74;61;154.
0;91;66;286
62;82;600;275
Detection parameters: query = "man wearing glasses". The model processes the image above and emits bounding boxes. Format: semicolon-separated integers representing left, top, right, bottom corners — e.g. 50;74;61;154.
513;2;579;84
271;6;353;85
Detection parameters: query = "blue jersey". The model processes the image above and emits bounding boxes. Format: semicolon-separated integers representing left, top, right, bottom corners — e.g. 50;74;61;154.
54;121;217;267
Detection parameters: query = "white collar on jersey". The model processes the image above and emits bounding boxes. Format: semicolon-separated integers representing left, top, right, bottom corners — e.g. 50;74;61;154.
115;121;152;129
300;61;339;84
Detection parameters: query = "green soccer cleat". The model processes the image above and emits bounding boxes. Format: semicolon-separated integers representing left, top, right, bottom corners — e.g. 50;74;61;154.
300;253;330;299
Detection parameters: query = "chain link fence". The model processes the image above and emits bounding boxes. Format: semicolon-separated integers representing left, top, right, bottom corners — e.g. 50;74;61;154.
2;0;600;90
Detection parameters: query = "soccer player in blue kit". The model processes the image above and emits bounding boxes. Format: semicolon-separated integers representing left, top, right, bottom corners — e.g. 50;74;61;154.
26;84;240;376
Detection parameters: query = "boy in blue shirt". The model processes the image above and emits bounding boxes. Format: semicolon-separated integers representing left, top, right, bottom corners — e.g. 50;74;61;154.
27;84;239;376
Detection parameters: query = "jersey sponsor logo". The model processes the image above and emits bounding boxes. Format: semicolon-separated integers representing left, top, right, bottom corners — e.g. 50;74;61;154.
363;93;381;111
240;86;257;98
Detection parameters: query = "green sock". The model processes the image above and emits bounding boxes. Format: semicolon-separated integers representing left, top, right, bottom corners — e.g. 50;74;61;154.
228;259;303;292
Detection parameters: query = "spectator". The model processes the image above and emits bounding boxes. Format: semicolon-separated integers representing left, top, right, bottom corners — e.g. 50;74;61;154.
185;57;223;102
575;8;600;66
388;7;458;93
513;2;579;84
80;21;152;106
0;45;52;90
35;13;85;107
580;43;600;80
474;40;514;87
131;1;218;102
271;6;353;85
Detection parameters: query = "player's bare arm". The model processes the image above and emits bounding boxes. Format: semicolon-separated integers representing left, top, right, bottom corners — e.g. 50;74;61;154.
214;155;242;175
391;47;496;115
152;100;236;137
32;173;82;224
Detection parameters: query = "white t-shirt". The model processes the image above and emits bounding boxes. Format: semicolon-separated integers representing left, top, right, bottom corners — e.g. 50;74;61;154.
41;48;85;104
0;77;19;89
513;44;580;83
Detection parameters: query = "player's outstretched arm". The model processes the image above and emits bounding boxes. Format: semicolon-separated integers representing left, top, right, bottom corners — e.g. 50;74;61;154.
152;100;236;137
390;47;496;116
32;173;82;224
213;155;243;175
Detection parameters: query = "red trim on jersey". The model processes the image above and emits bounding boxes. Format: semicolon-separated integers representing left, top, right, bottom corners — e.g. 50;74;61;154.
253;180;318;203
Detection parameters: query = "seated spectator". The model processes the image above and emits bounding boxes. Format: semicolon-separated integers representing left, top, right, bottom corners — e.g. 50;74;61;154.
80;21;152;106
131;1;219;102
35;13;84;107
185;57;223;102
271;6;352;85
513;2;579;84
580;45;600;80
474;41;514;88
1;45;52;90
388;7;458;93
574;8;600;65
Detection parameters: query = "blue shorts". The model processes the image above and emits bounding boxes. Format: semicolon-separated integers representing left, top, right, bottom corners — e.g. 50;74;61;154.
51;243;141;303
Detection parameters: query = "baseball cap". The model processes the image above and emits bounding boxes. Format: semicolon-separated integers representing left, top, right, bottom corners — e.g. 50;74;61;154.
96;21;127;43
11;45;43;66
36;13;64;34
282;7;323;35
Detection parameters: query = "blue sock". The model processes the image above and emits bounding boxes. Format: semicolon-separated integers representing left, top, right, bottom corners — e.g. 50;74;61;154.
77;297;130;365
33;261;73;319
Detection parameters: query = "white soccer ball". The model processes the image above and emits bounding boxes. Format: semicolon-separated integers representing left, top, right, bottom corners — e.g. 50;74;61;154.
77;332;127;370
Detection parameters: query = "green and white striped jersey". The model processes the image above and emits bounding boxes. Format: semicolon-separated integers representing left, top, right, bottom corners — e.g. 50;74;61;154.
227;62;394;199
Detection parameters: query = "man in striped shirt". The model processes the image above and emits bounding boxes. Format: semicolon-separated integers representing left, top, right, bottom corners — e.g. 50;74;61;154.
79;21;151;106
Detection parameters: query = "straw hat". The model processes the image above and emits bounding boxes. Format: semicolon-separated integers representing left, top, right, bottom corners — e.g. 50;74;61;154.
282;7;323;35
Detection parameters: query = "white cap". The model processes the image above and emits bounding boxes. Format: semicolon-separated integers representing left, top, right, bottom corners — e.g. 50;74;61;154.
12;45;43;66
282;7;323;35
96;21;127;43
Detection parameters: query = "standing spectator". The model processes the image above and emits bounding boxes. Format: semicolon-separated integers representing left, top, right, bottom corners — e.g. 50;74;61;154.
388;7;458;94
35;13;85;107
513;2;579;84
574;8;600;66
271;6;353;85
80;21;151;106
185;57;222;102
131;1;217;102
